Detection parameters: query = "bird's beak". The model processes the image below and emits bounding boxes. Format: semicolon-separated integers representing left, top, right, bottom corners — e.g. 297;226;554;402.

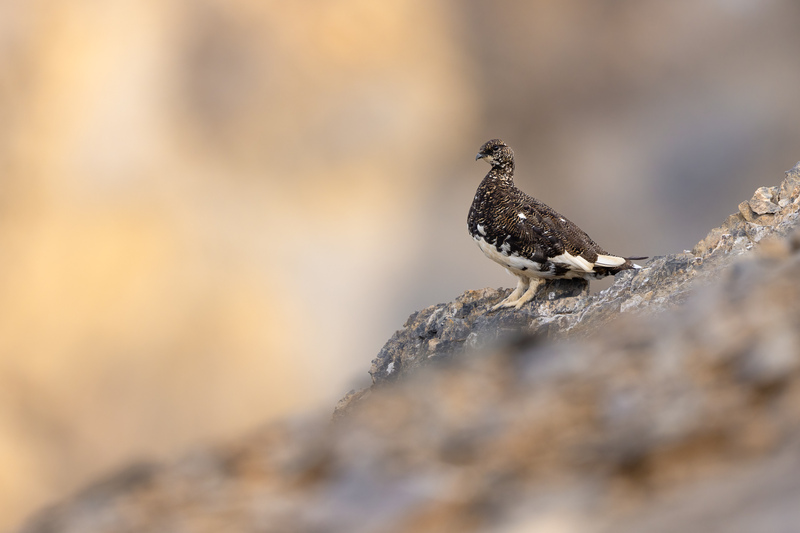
475;153;485;161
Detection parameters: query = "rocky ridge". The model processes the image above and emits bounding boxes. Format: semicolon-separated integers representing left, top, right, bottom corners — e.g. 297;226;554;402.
334;164;800;413
17;164;800;533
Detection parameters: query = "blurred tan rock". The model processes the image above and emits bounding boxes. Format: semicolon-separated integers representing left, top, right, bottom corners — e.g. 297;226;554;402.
0;1;475;530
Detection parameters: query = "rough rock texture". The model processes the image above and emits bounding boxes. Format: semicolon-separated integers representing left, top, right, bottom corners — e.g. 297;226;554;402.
16;164;800;533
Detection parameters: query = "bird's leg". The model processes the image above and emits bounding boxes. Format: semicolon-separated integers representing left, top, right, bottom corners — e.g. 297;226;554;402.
491;276;530;311
512;278;543;309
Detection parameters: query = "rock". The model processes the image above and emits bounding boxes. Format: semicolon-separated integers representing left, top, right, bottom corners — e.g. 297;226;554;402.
749;186;780;215
345;169;800;404
15;171;800;533
778;162;800;207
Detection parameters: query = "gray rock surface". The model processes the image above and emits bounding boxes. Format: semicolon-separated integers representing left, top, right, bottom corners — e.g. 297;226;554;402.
16;163;800;533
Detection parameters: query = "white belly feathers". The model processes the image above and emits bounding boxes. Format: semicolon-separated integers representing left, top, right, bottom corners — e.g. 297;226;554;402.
473;235;596;280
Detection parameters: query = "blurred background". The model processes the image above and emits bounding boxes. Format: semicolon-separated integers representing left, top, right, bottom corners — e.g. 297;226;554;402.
1;0;799;529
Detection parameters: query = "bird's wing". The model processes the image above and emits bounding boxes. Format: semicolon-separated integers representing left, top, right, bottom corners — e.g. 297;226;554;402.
496;199;564;266
514;195;616;273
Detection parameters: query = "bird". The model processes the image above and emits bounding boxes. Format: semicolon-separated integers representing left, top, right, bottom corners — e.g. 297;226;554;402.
468;139;646;311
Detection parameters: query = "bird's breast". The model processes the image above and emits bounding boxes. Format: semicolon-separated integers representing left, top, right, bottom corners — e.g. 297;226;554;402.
474;234;545;276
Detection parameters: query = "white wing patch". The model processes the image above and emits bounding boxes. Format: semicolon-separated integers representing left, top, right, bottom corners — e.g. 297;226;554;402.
473;237;630;281
551;252;595;273
518;213;527;220
476;224;486;236
594;254;627;268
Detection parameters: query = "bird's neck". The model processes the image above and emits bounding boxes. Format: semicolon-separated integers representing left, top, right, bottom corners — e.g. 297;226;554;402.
487;164;515;185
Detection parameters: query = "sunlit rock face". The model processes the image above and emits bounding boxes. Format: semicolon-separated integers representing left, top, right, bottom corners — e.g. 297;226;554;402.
0;1;475;529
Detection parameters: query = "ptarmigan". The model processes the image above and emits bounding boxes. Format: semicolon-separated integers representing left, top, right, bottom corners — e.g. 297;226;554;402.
468;139;645;311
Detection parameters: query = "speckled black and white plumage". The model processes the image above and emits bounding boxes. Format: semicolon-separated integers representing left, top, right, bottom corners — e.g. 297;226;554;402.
468;139;645;310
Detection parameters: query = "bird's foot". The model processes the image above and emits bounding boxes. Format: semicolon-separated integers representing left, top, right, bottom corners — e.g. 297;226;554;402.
490;278;529;311
491;297;520;311
512;280;542;308
490;280;541;311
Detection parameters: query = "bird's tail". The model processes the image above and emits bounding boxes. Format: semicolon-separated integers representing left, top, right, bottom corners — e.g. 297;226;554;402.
625;256;648;270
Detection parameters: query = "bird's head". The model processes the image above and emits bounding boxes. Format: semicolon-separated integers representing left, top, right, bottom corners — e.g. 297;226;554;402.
475;139;514;169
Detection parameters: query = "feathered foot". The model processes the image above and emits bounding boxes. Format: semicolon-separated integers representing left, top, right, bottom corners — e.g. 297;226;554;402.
491;277;541;311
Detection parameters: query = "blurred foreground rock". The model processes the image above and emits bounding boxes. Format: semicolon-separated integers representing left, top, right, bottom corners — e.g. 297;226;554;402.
18;164;800;532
